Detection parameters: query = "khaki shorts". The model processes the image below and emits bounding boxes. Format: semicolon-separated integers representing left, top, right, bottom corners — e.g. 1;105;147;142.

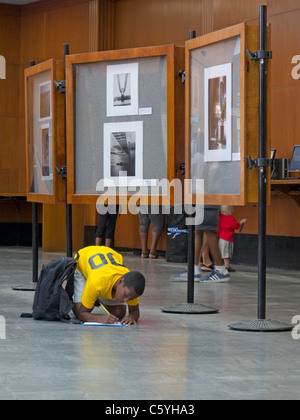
218;238;234;259
73;270;125;306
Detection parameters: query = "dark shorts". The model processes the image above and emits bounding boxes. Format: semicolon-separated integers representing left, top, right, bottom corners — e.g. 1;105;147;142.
195;206;220;231
96;206;119;239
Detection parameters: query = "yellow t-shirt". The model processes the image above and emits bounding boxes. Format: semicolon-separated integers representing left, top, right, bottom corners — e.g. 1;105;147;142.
76;246;139;309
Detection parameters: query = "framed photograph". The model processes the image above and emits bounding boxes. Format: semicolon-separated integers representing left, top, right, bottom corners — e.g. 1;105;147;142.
41;123;53;181
106;63;139;117
204;63;232;162
103;121;143;186
39;81;51;121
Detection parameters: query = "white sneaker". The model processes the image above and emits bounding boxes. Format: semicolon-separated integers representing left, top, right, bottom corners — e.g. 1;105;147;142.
198;268;230;283
171;270;201;281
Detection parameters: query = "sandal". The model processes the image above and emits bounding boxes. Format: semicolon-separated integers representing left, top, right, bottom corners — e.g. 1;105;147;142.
200;263;214;272
149;252;165;259
141;252;149;258
149;252;158;259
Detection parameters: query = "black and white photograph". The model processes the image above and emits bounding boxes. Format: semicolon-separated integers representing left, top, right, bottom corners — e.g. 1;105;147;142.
106;62;139;116
204;63;232;162
113;72;131;107
103;121;143;186
110;130;136;177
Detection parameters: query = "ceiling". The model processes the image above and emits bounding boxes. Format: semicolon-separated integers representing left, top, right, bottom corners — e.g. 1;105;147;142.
0;0;40;5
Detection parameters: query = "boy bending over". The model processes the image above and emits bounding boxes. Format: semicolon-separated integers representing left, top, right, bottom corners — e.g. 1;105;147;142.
73;246;145;325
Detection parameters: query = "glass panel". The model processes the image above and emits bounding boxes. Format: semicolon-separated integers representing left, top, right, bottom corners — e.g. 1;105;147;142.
73;56;168;195
27;69;54;195
190;36;241;195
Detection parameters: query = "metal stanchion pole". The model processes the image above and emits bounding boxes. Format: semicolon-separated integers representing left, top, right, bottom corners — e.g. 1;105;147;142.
162;30;219;315
229;5;292;332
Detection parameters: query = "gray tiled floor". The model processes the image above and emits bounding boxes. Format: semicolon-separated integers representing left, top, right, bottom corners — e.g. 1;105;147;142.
0;246;299;400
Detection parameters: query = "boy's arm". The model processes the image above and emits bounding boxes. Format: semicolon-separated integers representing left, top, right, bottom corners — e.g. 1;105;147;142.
121;304;140;325
73;302;119;324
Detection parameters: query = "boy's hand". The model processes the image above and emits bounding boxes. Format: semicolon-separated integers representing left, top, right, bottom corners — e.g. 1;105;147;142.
103;314;119;324
240;218;248;225
121;315;137;325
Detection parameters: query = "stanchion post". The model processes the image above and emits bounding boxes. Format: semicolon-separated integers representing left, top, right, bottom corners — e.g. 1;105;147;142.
63;44;73;257
257;6;267;321
229;5;292;332
30;60;39;285
162;30;219;315
187;224;195;304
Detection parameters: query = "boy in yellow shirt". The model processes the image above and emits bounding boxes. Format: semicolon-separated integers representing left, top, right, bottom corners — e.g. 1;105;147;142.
73;246;145;325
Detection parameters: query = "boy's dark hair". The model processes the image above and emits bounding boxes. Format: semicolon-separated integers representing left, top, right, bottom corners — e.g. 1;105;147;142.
123;271;145;296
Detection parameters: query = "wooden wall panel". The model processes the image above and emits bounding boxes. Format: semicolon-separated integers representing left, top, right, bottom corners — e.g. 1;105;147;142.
43;203;85;252
0;12;20;64
234;195;300;238
20;12;45;66
271;86;300;159
270;9;300;89
115;0;210;49
0;7;22;196
268;0;300;15
17;0;95;252
45;3;90;58
269;8;300;159
98;0;116;51
1;0;300;253
212;0;266;30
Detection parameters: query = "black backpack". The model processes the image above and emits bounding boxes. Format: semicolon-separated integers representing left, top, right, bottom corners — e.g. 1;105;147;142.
22;257;78;323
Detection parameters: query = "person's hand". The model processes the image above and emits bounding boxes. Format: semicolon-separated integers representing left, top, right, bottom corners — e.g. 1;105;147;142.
240;218;248;225
121;315;137;325
102;314;119;324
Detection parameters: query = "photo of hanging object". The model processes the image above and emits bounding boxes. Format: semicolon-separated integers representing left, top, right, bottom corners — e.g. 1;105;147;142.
204;63;232;162
114;73;131;107
107;62;139;117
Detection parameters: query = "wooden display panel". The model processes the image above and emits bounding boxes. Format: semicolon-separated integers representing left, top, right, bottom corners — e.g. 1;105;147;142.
65;45;179;206
25;59;65;204
185;22;271;206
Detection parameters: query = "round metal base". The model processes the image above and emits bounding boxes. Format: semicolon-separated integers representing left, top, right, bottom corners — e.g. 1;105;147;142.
162;303;219;314
229;318;293;332
12;283;36;292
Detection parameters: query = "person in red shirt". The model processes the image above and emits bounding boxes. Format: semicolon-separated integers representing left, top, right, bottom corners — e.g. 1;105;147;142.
218;205;248;272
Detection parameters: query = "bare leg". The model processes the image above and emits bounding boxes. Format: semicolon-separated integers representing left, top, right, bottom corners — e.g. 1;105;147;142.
200;232;213;268
139;232;149;258
105;238;113;248
224;257;231;269
149;232;162;258
205;230;223;267
195;230;203;265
